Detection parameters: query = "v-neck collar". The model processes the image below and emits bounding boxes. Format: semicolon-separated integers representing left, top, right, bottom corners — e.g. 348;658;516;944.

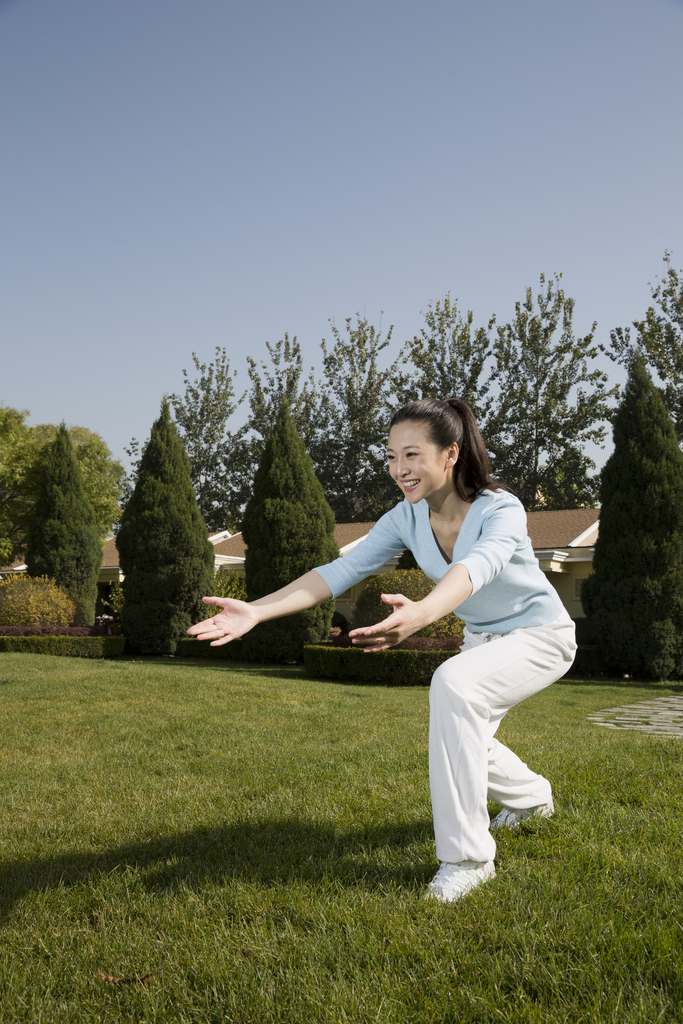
425;499;475;566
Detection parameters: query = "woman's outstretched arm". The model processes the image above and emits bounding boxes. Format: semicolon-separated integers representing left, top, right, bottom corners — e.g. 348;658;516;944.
187;569;333;646
348;563;473;653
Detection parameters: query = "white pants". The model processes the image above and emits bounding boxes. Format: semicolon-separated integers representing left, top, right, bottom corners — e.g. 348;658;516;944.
429;609;576;864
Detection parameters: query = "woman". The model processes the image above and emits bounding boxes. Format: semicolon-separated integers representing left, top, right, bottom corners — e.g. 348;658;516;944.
188;398;576;902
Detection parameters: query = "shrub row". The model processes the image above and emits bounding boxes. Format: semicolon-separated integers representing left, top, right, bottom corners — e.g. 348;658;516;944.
303;642;460;686
0;625;93;636
175;637;247;660
330;635;463;652
0;636;126;658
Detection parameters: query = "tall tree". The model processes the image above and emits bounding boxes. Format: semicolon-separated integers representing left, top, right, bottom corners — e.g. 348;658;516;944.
170;347;249;532
0;408;123;561
25;425;102;625
246;333;325;458
313;315;398;522
241;402;338;662
486;273;617;510
392;295;494;421
606;252;683;442
582;356;683;680
117;400;214;655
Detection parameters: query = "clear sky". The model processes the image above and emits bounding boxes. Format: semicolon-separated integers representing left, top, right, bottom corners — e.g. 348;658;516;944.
1;0;682;470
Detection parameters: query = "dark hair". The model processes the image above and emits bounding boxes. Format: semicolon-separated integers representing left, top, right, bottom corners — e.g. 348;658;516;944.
389;397;509;503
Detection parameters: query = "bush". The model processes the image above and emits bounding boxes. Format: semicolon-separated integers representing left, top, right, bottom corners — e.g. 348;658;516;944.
204;569;247;615
175;636;246;660
241;402;338;663
101;580;124;622
117;400;214;655
303;643;459;686
0;624;92;636
25;424;102;625
0;575;78;627
582;355;683;680
352;570;464;640
331;635;463;652
0;635;125;657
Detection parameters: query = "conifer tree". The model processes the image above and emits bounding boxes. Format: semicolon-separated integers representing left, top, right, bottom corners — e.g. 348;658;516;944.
117;399;214;654
582;355;683;679
25;424;102;625
241;401;338;661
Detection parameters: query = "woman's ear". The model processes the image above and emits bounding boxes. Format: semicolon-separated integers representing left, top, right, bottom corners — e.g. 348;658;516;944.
446;442;459;468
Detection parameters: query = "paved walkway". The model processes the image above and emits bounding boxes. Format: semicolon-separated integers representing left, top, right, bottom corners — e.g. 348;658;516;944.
587;695;683;735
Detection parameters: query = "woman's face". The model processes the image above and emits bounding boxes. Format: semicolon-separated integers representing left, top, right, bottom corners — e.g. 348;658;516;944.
387;420;458;504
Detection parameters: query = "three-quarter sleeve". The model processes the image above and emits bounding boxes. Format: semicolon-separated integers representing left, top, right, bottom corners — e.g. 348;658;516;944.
313;511;406;597
455;500;528;596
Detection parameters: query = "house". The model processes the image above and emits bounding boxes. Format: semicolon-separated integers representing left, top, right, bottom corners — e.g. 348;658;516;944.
1;509;600;623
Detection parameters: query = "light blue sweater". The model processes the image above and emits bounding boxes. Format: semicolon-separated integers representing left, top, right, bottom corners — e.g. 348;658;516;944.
314;489;564;633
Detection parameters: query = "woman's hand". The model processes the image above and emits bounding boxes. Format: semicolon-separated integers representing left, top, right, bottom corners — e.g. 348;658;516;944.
347;593;425;653
187;597;260;646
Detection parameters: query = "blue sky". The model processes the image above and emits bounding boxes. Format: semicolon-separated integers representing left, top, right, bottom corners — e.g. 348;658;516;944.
1;0;682;470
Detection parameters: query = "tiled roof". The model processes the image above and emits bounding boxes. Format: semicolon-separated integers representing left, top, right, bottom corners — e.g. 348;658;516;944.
526;508;599;549
101;537;120;567
213;534;247;557
335;522;376;549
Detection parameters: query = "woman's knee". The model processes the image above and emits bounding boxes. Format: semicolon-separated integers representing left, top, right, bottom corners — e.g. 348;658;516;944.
430;660;470;712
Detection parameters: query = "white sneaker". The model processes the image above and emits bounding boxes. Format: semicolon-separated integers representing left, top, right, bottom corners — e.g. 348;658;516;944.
426;860;496;903
490;802;554;830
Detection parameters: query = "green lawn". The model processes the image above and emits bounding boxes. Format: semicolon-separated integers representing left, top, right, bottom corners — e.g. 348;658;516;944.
0;653;682;1023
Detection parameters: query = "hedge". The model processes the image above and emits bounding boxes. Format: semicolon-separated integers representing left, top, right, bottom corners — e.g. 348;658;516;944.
303;642;459;686
175;637;247;660
0;636;126;658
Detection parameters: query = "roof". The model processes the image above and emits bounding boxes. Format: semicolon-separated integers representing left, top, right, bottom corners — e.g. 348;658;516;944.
101;537;120;567
525;508;599;549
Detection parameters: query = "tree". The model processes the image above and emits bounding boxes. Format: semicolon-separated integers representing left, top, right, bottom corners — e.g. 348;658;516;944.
245;333;325;461
117;399;214;655
0;407;124;561
241;402;338;662
170;347;249;532
25;425;103;625
312;315;398;522
581;355;683;680
486;273;617;510
606;252;683;442
392;294;494;421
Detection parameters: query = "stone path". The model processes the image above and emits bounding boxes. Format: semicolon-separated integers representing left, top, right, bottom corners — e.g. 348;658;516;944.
587;696;683;735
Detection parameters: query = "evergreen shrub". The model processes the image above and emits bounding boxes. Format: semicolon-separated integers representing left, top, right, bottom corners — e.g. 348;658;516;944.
117;400;214;655
0;635;125;657
25;425;102;625
175;636;246;660
582;355;683;680
0;575;77;627
241;403;339;662
303;643;457;686
352;570;464;639
0;625;91;636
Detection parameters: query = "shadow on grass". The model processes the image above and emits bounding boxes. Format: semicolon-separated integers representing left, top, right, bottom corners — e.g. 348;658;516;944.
0;816;435;920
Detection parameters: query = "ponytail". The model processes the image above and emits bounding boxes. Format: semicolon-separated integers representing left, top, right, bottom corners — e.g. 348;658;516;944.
389;397;510;503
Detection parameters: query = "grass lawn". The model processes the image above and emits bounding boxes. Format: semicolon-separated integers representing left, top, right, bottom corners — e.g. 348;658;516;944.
0;654;682;1023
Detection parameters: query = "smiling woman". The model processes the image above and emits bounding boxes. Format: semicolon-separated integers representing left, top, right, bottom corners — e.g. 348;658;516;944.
188;396;577;904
